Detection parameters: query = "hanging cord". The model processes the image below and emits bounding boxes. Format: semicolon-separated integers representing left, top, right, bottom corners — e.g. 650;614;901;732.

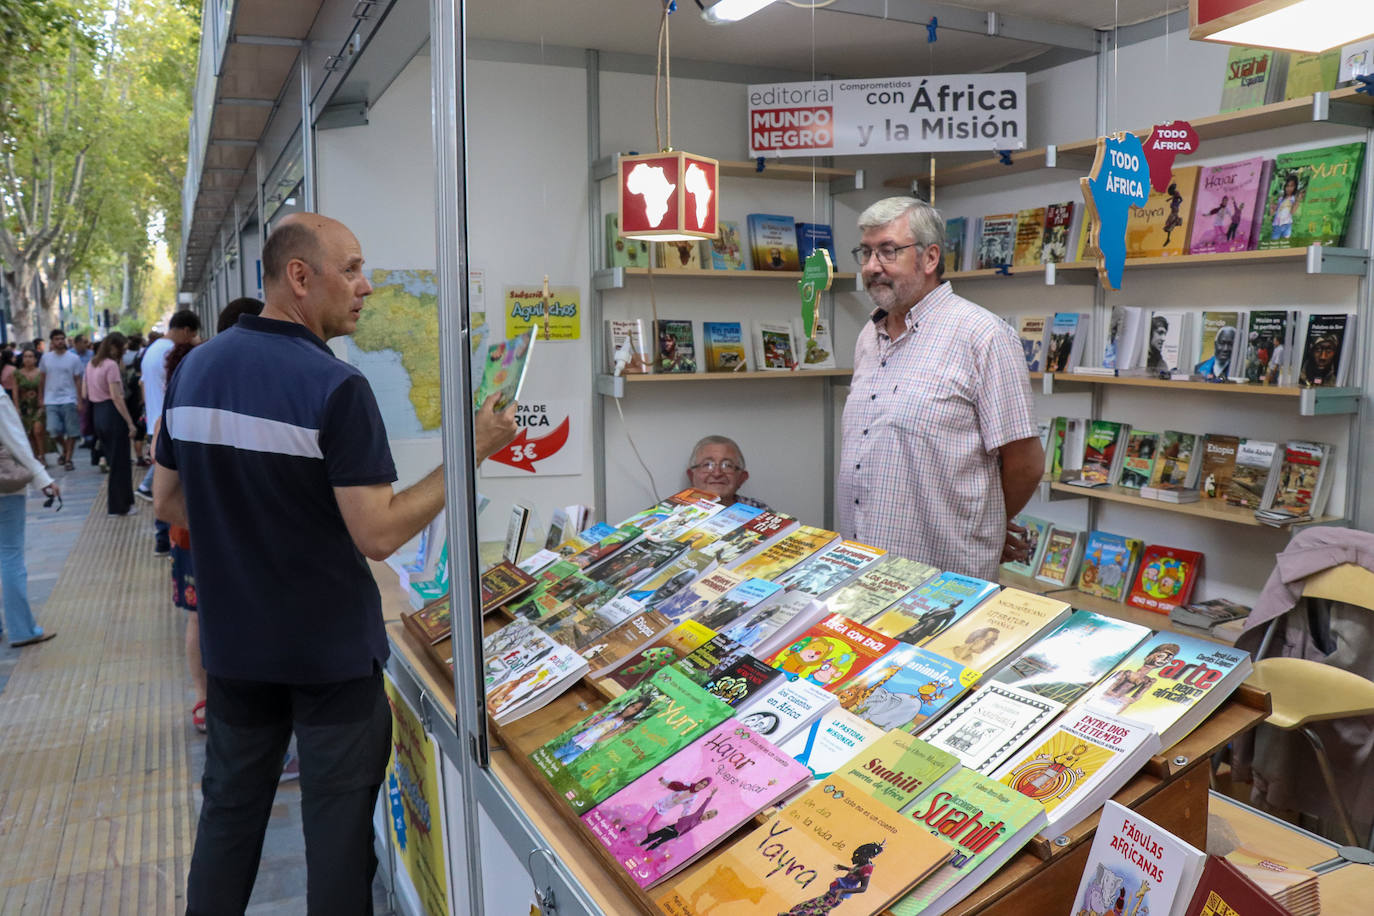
614;396;662;503
654;3;674;151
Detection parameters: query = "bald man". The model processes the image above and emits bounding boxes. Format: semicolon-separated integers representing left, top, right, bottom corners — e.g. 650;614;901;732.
155;213;517;914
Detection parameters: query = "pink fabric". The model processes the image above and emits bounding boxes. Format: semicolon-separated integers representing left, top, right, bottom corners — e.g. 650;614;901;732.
1239;526;1374;643
84;358;120;403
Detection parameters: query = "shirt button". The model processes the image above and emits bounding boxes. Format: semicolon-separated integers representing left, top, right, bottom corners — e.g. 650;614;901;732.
854;463;860;470
870;394;876;400
862;429;868;435
854;499;859;505
881;360;887;367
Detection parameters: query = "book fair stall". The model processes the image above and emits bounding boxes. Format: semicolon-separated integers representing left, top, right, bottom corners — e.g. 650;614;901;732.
179;0;1374;914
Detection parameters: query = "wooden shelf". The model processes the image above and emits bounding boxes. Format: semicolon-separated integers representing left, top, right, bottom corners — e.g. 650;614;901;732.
946;245;1369;283
1037;373;1362;414
1046;482;1341;528
885;86;1374;189
597;369;851;395
594;266;859;290
717;159;857;182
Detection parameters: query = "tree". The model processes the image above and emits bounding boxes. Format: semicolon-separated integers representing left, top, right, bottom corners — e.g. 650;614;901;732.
0;0;196;338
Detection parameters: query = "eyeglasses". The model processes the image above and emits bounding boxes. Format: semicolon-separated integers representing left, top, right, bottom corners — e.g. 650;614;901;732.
689;459;741;474
851;243;918;266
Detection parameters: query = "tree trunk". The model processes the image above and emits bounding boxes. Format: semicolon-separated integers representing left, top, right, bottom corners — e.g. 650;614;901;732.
2;265;38;343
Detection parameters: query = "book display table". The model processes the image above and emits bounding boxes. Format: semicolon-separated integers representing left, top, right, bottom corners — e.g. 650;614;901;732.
381;571;1272;916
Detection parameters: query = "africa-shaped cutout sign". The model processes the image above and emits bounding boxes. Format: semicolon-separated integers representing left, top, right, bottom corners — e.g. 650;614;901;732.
1080;132;1150;291
618;151;719;242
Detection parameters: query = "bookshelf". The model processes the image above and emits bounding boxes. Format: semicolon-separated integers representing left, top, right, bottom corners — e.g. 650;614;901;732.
594;266;859;290
1035;374;1362;415
595;369;851;396
1045;482;1342;528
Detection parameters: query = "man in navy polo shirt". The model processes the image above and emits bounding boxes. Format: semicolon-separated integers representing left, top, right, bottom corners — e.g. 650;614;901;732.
155;212;517;915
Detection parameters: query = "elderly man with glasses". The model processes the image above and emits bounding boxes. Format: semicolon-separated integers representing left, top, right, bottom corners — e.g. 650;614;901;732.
837;197;1043;581
685;435;768;509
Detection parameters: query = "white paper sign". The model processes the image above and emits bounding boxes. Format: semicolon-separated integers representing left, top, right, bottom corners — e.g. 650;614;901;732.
479;398;584;478
747;73;1027;158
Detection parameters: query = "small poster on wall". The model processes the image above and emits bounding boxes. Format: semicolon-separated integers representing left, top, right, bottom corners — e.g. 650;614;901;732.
480;398;584;478
383;675;449;916
504;284;581;341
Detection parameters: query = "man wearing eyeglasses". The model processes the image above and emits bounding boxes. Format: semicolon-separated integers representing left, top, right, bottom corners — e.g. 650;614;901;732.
685;435;768;509
837;198;1043;581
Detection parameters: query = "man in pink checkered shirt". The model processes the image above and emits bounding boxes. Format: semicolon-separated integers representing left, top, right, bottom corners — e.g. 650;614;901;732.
837;197;1044;581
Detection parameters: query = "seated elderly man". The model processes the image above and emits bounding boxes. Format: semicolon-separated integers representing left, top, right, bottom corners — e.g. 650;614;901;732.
685;435;768;509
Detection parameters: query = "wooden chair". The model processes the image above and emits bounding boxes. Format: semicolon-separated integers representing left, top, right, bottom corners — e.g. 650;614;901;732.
1244;563;1374;848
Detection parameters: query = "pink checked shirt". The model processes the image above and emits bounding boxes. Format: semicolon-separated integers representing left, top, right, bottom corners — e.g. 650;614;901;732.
837;281;1036;581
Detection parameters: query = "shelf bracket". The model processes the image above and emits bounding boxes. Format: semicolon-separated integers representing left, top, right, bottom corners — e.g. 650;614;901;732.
1313;92;1374;129
829;168;865;194
595;374;624;398
591;267;624;290
1299;386;1361;416
1306;245;1369;276
590;154;617;182
1044;263;1098;286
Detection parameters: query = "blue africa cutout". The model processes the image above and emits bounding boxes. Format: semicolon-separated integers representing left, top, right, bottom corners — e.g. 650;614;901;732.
1085;132;1150;290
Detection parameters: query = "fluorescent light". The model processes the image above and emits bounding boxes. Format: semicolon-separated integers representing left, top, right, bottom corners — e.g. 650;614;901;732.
1201;0;1374;53
702;0;780;25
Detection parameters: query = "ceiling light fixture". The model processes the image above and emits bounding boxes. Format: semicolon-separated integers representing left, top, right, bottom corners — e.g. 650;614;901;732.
1190;0;1374;54
701;0;780;25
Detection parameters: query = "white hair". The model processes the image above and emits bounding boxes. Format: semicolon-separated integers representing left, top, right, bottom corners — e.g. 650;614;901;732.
689;435;745;470
858;197;945;252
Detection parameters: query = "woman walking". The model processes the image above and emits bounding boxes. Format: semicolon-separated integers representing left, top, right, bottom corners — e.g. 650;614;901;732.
85;333;138;516
0;387;60;647
14;348;46;464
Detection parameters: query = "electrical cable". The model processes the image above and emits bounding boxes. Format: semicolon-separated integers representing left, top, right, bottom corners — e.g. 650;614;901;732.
614;395;661;503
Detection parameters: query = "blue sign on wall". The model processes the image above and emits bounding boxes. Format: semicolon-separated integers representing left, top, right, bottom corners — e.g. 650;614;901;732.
1081;132;1150;290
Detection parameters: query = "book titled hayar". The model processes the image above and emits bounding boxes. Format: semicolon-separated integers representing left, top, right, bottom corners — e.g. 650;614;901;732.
1189;157;1266;255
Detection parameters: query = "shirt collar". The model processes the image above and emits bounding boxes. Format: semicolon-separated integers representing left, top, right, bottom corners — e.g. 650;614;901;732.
236;314;332;353
868;281;952;335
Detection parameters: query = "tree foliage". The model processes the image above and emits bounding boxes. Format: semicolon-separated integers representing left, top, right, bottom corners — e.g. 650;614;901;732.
0;0;197;338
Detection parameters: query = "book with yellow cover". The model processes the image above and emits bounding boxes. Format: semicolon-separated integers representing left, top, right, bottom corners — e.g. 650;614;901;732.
1125;165;1199;258
730;525;839;582
1011;207;1046;267
919;588;1072;678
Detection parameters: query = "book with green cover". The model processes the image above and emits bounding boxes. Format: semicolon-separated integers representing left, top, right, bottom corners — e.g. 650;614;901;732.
606;213;650;268
888;768;1048;916
472;328;537;413
530;666;733;814
838;730;960;812
1258;142;1365;249
1219;47;1279;112
1283;49;1339;99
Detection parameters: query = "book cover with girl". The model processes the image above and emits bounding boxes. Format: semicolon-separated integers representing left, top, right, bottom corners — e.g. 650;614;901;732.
1188;157;1265;254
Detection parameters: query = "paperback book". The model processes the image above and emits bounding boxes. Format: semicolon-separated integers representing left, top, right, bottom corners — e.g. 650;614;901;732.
480;561;539;615
1046;312;1091;372
581;609;673;679
1188;157;1266;254
1017;315;1048;372
1224;438;1280;509
1150;431;1201;489
1076;531;1144;602
1012;207;1046;266
730;525;838;582
718;590;824;659
1258;142;1364;249
582;719;811;889
693;578;784;633
701;321;749;373
1219;46;1280;112
976;213;1016;269
746;213;801;271
772;539;885;598
919;588;1072;678
1125;165;1199;258
794;317;837;370
483;618;590;725
607;619;717;691
1146;310;1191;375
992;610;1151;706
473;328;537;413
1264;440;1335;520
1126;545;1204;614
920;682;1061;773
696;509;799;567
605;318;652;375
1298;312;1355;387
1073;420;1128;486
1041;201;1075;263
766;612;899;691
796;222;835;262
1194;311;1244;381
652;569;745;627
733;674;838;743
824;556;941;623
707;220;747;270
863;572;999;644
1033;526;1085;588
839;730;960;812
1179;855;1295;916
1072;801;1206;916
672;502;765;551
944;217;967;273
654;319;698;373
1283;49;1339;99
605;213;650;268
656;239;705;270
778;708;885;787
1117;429;1159;490
1240;310;1295;384
1001;514;1051;579
835;643;975;733
752;320;798;370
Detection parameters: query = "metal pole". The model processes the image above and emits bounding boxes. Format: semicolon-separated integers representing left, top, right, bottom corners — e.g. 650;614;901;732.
300;55;316;212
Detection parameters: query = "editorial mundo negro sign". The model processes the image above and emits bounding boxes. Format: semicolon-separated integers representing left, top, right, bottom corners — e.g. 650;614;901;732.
746;73;1028;158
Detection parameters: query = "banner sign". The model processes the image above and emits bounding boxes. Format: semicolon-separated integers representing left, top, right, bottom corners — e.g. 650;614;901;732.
383;675;449;916
746;73;1027;158
480;398;584;478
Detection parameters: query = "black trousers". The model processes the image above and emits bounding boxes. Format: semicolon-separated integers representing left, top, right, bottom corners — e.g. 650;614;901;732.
185;668;393;916
92;400;133;513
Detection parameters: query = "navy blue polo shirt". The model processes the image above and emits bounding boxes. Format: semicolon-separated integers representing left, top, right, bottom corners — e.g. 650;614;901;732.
156;315;397;684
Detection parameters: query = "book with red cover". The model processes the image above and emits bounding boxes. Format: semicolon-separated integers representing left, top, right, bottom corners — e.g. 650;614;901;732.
481;561;538;614
765;612;899;692
403;597;451;645
1181;856;1292;916
1126;545;1204;614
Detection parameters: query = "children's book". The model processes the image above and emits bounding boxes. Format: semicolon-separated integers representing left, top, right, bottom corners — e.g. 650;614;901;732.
920;682;1062;774
1017;315;1048;372
796;222;835;263
746;213;801;271
863;572;999;645
1219;46;1280;112
653;319;698;373
1117;429;1159;490
700;320;748;373
1045;312;1090;372
794;317;837;370
607;619;717;691
824;555;940;624
707;220;747;270
1179;856;1295;916
1076;631;1252;747
888;768;1048;916
766;612;899;692
1283;49;1340;99
772;539;884;599
530;666;733;814
734;674;838;743
1258;143;1365;249
1076;531;1144;602
1341;40;1374;83
693;578;784;633
944;216;968;273
605;318;652;375
1189;157;1266;254
655;239;705;270
1072;801;1206;916
920;588;1073;680
731;525;838;581
1012;207;1046;266
777;708;885;787
1126;545;1204;614
1146;310;1191;375
752;319;797;370
1264;440;1335;520
1194;311;1245;381
1241;309;1296;384
1001;514;1051;579
992;610;1151;706
1298;311;1355;387
606;213;650;268
1126;165;1199;258
656;771;953;916
472;328;537;413
835;643;976;734
1149;431;1201;489
994;707;1161;834
582;719;811;889
1225;438;1280;508
719;590;824;659
480;561;538;615
1041;201;1075;264
976;213;1016;269
1033;526;1085;588
696;509;799;568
